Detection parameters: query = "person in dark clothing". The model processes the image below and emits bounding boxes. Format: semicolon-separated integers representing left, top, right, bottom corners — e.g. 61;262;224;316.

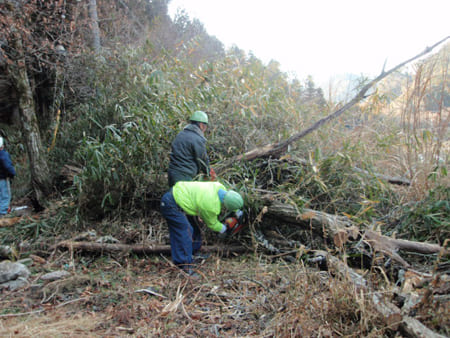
167;111;217;264
167;110;216;187
0;137;16;215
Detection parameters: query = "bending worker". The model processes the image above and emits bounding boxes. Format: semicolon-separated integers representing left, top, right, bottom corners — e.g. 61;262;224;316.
160;181;243;276
167;110;216;187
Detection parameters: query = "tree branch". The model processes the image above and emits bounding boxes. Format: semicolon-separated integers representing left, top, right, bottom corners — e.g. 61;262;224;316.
216;36;450;172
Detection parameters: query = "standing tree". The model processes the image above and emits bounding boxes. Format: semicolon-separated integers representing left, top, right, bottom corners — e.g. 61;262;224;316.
0;0;174;208
0;1;62;208
88;0;101;52
0;0;93;208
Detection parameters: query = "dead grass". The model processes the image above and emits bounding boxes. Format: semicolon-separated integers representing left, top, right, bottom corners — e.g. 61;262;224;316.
0;314;106;337
0;252;391;337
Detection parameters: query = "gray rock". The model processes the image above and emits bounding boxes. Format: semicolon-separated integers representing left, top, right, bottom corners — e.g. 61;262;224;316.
73;230;97;241
40;270;71;281
0;261;30;290
1;277;29;291
96;235;119;243
17;258;33;266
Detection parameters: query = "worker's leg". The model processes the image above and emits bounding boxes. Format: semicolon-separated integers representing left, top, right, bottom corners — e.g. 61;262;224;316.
187;216;202;254
160;190;193;269
0;179;10;215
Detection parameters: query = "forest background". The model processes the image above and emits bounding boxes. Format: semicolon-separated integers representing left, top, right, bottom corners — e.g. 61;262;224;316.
0;1;448;336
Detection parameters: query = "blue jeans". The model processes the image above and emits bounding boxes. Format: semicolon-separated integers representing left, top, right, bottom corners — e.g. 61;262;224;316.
160;189;202;268
0;179;10;215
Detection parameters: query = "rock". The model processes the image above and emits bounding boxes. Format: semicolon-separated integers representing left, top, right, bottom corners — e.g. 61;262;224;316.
2;278;29;291
96;235;119;244
73;230;97;241
0;261;30;290
17;258;33;266
40;270;71;282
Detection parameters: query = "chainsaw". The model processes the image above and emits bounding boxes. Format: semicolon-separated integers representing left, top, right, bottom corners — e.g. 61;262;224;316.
222;209;248;236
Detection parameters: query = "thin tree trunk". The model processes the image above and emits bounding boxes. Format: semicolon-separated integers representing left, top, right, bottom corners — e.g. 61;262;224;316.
88;0;101;52
8;27;52;208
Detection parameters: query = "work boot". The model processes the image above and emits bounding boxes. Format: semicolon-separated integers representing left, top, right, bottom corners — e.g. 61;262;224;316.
192;252;211;264
179;263;200;278
185;269;200;278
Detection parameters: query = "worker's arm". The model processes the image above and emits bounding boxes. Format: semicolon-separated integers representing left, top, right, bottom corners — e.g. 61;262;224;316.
199;209;223;232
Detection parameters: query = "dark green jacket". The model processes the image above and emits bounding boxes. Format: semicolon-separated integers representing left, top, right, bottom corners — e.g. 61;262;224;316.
168;124;209;187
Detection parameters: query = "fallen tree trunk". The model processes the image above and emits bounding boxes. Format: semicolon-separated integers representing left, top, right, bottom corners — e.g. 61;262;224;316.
363;230;447;267
53;240;249;256
262;196;447;267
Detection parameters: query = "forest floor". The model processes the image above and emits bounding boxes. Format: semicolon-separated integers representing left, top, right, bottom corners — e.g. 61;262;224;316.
0;251;388;337
0;209;448;337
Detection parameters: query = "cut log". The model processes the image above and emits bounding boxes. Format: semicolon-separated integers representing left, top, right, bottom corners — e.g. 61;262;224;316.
262;197;357;241
53;240;249;256
0;214;40;228
363;230;446;268
401;316;447;338
315;250;447;337
261;196;447;266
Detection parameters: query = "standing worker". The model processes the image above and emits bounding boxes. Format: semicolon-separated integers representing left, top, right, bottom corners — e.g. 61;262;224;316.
160;181;244;276
0;137;16;216
167;110;216;187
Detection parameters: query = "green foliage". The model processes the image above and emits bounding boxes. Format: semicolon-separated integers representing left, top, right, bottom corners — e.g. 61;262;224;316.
72;120;168;219
52;34;329;220
396;186;449;244
43;10;446;247
218;152;397;225
0;208;73;250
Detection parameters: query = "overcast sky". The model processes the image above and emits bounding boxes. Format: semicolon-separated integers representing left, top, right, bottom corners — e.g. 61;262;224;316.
169;0;449;86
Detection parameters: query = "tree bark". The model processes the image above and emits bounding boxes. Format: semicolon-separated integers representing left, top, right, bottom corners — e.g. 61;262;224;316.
315;250;447;337
8;27;52;208
88;0;101;52
262;195;447;266
53;240;249;256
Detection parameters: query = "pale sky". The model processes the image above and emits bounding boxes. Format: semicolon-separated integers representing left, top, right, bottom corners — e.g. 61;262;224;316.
169;0;449;86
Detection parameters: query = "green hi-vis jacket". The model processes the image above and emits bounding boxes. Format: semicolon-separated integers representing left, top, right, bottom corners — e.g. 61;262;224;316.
173;181;226;232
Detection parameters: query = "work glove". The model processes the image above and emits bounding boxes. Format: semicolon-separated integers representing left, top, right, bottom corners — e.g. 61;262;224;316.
218;223;228;239
209;167;217;181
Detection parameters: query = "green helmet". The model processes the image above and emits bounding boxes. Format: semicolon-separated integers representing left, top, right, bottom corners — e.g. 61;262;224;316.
224;191;244;211
190;110;208;124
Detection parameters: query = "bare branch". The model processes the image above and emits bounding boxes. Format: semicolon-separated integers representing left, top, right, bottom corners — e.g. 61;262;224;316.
217;36;450;171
